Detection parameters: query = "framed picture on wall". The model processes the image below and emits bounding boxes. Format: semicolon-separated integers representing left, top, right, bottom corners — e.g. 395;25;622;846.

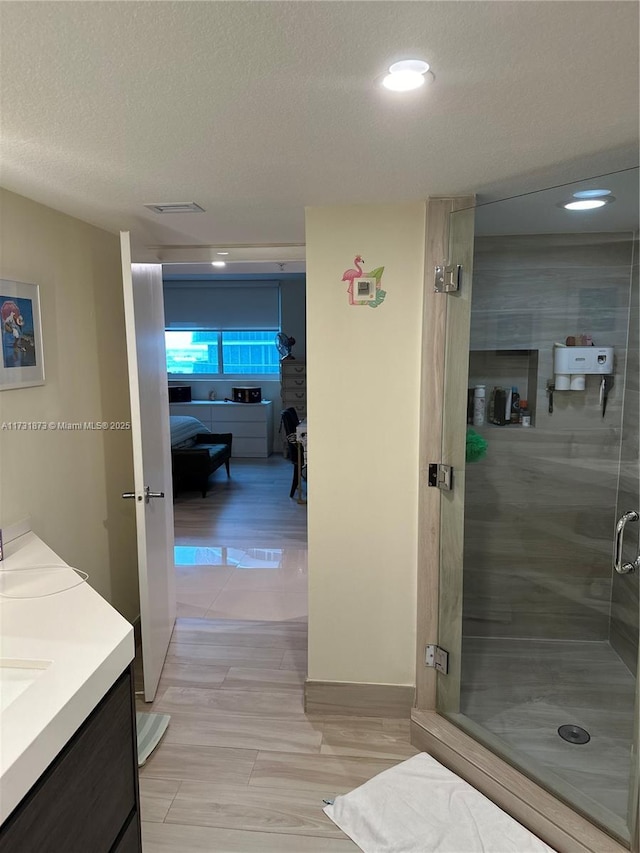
0;279;45;391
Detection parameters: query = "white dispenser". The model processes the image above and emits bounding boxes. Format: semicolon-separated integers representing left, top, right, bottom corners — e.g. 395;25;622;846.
554;346;614;391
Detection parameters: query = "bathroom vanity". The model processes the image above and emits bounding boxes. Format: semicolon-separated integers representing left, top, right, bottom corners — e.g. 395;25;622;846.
0;523;140;852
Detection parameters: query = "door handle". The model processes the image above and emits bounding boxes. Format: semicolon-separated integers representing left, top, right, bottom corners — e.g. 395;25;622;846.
144;486;165;504
614;510;639;574
122;488;165;503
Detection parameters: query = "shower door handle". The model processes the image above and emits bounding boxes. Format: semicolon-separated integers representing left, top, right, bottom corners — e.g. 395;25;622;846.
614;510;640;574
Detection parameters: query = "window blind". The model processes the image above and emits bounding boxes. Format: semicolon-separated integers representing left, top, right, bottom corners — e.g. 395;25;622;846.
164;281;280;330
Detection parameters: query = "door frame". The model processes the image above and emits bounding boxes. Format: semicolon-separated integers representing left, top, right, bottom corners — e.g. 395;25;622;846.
415;196;472;711
412;198;638;853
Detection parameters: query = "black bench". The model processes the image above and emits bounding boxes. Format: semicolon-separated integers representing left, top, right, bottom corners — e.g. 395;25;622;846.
171;433;232;498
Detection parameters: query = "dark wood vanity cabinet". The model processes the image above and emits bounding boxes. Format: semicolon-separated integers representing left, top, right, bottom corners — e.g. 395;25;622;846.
0;665;141;853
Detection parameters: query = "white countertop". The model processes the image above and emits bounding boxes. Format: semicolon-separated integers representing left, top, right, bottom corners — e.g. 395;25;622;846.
0;528;134;824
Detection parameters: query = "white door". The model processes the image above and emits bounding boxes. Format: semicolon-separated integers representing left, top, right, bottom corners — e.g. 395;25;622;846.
120;232;175;702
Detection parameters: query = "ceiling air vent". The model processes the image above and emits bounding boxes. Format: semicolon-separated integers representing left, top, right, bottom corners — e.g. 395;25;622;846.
144;202;205;214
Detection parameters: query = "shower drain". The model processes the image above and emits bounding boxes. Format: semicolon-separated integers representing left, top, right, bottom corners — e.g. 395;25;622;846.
558;724;590;745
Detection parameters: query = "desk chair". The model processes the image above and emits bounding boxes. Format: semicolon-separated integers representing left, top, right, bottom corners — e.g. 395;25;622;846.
280;407;302;499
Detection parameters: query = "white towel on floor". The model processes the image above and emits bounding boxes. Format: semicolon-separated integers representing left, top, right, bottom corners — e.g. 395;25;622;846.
324;753;557;853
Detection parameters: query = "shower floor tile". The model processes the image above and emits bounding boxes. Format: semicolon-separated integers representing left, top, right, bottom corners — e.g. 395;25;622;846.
459;637;636;834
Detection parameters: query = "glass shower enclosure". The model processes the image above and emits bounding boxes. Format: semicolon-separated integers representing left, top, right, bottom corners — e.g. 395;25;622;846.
436;168;639;845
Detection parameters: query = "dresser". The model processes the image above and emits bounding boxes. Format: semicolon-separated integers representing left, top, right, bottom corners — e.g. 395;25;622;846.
169;400;273;458
280;360;306;420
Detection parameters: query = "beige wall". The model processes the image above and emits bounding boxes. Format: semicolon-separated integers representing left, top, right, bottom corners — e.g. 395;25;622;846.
0;189;139;621
305;202;426;686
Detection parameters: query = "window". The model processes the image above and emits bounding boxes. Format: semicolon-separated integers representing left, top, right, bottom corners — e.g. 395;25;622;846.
165;330;279;376
222;331;280;374
166;331;219;374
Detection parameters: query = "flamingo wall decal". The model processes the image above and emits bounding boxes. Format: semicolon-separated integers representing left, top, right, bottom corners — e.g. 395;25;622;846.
341;255;363;306
340;255;387;308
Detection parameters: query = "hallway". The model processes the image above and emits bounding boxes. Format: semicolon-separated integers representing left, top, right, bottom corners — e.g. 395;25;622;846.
173;456;308;621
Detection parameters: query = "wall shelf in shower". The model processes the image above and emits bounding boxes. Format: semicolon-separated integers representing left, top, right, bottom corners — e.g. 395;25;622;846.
469;349;539;426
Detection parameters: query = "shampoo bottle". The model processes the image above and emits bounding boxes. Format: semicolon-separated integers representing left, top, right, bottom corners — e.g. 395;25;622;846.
488;387;497;424
504;387;512;425
492;388;506;424
510;387;520;423
473;385;486;426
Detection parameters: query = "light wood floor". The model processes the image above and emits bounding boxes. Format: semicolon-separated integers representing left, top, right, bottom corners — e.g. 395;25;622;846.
138;618;418;852
139;457;419;851
173;456;307;549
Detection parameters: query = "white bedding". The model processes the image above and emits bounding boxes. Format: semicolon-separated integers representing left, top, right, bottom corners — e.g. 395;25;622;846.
169;414;209;447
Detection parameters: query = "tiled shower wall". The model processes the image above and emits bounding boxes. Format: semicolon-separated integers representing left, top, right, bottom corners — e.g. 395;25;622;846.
463;233;636;642
610;236;639;671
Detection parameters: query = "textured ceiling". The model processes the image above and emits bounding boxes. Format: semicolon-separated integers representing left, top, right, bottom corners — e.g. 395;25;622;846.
0;1;638;259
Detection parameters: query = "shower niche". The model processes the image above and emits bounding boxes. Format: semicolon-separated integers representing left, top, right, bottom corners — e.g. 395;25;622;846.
468;349;539;427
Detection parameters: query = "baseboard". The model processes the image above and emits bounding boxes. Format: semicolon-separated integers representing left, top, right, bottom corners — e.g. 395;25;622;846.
411;710;629;853
304;679;414;718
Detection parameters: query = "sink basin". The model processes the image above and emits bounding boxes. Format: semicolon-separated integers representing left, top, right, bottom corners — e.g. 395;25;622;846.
0;659;51;713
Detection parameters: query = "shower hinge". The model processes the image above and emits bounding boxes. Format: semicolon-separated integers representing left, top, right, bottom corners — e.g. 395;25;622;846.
428;463;453;491
434;264;462;293
425;644;449;675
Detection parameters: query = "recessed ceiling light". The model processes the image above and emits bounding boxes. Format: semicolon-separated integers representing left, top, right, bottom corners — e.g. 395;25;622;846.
572;189;612;199
211;261;226;267
383;70;425;91
381;58;433;92
389;59;430;75
217;251;229;256
562;199;611;211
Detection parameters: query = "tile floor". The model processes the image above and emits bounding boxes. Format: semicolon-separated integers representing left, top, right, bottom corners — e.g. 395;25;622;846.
138;457;419;850
458;636;637;839
173;456;309;622
138;620;419;851
175;546;308;622
140;456;638;849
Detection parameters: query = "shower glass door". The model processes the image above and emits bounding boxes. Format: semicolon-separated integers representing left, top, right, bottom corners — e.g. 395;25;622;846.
436;168;639;845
